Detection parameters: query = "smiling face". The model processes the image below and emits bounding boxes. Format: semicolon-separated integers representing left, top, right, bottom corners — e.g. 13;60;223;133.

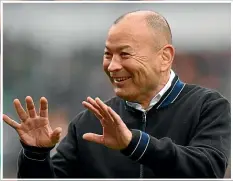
103;17;164;104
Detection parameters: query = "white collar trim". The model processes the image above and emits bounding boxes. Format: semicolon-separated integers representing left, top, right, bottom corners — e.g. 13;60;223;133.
126;70;175;112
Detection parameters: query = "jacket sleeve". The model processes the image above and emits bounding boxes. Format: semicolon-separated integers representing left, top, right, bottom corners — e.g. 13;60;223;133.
121;93;231;178
17;120;79;178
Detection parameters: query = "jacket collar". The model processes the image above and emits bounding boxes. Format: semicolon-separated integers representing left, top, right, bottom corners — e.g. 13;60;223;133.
124;73;185;112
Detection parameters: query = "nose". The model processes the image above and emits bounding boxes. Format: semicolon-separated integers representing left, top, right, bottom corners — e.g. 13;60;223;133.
107;55;122;72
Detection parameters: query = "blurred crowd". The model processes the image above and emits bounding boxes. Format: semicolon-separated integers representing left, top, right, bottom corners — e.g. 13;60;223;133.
1;2;231;179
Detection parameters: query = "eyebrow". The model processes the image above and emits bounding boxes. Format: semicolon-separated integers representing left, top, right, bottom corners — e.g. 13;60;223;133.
105;45;132;51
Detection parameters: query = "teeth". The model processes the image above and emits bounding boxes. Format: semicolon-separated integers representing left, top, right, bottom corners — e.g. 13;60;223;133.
114;77;130;82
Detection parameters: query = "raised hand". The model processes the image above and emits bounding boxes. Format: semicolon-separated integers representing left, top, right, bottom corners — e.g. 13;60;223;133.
82;97;132;150
3;96;62;148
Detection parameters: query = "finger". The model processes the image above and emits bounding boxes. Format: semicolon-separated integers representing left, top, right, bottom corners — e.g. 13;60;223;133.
107;107;124;126
95;97;114;123
39;97;48;118
82;101;102;119
3;114;20;129
82;101;106;127
86;97;106;118
82;133;104;145
50;127;62;144
87;97;101;110
25;96;37;118
88;97;114;125
13;99;28;122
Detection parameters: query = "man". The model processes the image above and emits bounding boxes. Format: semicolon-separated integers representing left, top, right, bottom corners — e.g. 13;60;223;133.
3;10;230;178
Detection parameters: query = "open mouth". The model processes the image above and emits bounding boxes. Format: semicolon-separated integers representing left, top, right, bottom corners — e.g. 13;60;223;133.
113;77;131;83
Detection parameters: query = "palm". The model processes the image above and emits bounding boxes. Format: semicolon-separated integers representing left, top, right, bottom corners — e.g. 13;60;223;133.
3;96;62;148
102;126;125;149
82;97;132;150
18;117;54;147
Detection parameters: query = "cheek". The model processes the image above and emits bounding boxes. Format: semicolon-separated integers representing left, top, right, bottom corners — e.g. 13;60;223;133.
134;65;158;89
124;67;148;88
126;56;152;80
134;64;151;80
103;59;110;72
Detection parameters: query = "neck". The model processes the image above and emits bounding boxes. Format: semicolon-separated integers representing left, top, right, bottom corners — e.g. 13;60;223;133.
139;70;171;109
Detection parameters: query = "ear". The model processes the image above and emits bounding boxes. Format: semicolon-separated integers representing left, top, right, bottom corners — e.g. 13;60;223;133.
160;44;175;71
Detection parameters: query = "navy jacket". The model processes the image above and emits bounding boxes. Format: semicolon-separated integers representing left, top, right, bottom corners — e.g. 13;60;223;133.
18;75;231;178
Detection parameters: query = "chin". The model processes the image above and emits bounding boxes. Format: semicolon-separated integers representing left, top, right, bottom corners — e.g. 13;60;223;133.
114;88;136;102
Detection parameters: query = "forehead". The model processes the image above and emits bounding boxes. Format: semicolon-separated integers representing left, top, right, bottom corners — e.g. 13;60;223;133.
105;21;153;50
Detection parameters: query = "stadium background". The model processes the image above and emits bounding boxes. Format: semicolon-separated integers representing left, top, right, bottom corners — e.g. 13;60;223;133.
0;2;231;179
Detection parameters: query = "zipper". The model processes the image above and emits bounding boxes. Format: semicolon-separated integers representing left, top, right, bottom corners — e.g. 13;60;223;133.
140;111;147;178
142;111;147;130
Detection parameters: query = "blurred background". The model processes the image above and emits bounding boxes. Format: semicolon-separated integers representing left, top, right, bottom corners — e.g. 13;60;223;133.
1;2;231;179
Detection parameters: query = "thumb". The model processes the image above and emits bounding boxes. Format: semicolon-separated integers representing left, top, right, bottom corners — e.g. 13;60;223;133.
83;133;104;145
50;127;62;144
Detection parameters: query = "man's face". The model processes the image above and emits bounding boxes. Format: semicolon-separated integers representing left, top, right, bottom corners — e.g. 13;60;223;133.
103;19;163;102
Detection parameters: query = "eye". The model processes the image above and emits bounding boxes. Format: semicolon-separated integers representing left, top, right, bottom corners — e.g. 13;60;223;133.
104;51;110;55
104;51;112;58
120;52;131;58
